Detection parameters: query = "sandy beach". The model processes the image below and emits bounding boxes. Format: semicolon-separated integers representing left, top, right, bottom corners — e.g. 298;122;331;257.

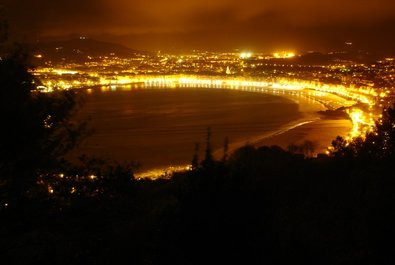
254;118;352;154
252;88;355;154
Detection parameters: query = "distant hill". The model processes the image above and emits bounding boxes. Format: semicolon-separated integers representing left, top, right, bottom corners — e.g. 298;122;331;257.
268;51;378;65
297;51;377;65
31;38;147;63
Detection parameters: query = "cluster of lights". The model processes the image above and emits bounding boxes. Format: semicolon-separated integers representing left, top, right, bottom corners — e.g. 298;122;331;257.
33;59;391;163
240;52;252;59
40;173;101;195
91;74;383;109
34;71;386;138
273;52;296;59
135;165;192;180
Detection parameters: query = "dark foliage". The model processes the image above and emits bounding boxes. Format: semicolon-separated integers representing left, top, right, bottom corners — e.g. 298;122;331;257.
3;135;395;264
0;51;90;199
2;121;395;265
332;103;395;161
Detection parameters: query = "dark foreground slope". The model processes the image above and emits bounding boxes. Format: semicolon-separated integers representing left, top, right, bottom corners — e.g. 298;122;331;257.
1;141;394;265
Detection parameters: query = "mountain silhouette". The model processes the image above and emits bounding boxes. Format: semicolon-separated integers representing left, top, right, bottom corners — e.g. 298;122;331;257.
32;38;148;63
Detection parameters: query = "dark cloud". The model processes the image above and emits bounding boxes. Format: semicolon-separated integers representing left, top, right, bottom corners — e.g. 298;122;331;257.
3;0;395;53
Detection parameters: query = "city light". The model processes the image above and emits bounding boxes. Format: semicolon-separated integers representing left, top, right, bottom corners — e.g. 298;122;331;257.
273;52;296;59
135;165;192;180
240;52;252;59
32;49;394;148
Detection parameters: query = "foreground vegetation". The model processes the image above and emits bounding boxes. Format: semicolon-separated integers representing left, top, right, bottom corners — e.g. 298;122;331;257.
1;128;395;264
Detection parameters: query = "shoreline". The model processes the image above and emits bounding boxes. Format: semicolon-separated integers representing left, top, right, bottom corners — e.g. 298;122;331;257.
212;117;320;159
238;88;353;154
253;117;352;154
142;105;352;179
249;89;354;155
135;116;353;179
79;86;354;179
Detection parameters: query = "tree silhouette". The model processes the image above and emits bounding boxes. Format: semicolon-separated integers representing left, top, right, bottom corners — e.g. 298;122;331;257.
204;127;213;161
222;137;229;162
369;103;395;158
191;142;200;170
287;140;316;157
0;25;87;201
201;127;214;169
331;103;395;160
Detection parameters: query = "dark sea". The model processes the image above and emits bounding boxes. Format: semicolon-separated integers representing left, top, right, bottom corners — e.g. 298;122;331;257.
72;87;325;173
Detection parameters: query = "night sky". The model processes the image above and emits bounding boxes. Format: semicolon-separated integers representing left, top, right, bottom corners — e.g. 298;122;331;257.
3;0;395;53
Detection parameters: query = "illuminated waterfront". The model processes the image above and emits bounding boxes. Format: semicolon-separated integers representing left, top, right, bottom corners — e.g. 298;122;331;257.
68;84;354;179
34;68;390;141
32;50;395;178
